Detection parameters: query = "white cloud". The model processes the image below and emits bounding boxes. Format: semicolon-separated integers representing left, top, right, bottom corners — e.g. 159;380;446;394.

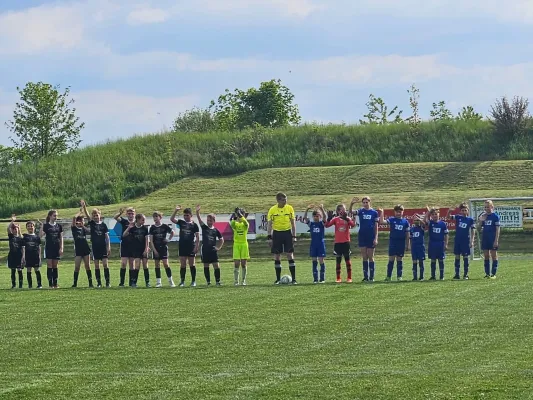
127;6;170;25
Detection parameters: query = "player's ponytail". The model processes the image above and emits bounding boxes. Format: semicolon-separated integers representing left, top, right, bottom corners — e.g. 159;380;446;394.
46;209;56;223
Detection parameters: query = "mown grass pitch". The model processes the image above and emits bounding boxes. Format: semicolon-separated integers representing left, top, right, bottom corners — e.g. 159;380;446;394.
1;253;533;399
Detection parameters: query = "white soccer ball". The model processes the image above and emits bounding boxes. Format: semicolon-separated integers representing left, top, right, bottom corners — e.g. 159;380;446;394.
280;275;292;284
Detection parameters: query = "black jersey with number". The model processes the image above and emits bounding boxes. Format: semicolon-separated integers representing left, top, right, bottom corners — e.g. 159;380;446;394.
88;220;109;246
42;223;62;249
200;223;222;250
8;233;23;257
176;220;199;245
128;225;149;249
149;224;172;248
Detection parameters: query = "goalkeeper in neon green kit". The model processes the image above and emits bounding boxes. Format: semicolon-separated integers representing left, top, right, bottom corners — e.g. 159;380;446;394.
230;208;250;286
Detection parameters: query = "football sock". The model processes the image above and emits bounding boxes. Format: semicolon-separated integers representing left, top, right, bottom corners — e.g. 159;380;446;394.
18;270;23;288
155;268;162;279
336;257;342;280
86;270;93;285
312;261;318;281
165;268;172;278
412;262;418;280
180;267;186;282
73;270;79;286
387;261;394;278
53;268;58;286
362;261;369;280
10;269;16;287
454;259;460;277
419;260;425;279
275;260;281;281
104;268;110;284
143;268;150;283
95;269;102;285
491;260;499;276
369;261;375;280
289;260;296;281
119;268;126;285
431;261;436;278
438;260;445;279
241;266;247;282
35;270;42;286
397;260;403;278
190;265;197;282
47;268;53;286
27;271;33;288
234;267;240;283
346;260;352;280
484;260;490;276
319;263;326;281
129;269;134;286
463;257;469;276
214;268;221;283
204;267;211;284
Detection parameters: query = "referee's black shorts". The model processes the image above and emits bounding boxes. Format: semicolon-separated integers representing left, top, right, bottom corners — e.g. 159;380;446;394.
271;230;294;254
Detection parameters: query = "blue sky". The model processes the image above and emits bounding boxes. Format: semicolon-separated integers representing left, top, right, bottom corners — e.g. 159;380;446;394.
1;0;533;146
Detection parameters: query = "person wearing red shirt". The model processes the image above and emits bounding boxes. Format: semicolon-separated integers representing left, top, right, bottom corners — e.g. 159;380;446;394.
325;204;355;283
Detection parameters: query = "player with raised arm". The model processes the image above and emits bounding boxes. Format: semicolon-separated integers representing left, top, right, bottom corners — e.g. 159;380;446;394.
230;207;250;286
325;204;355;283
425;207;449;280
70;213;93;288
477;200;501;279
303;204;327;283
350;196;379;282
379;205;410;281
196;205;224;286
410;214;426;281
447;203;475;280
122;213;150;288
267;193;298;285
22;220;42;289
170;206;200;287
40;210;63;288
7;215;24;289
149;211;175;288
81;200;111;288
114;207;136;287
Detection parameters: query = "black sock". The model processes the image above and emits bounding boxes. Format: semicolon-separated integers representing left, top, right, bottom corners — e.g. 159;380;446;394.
129;269;134;286
18;270;23;287
27;271;33;288
144;268;150;284
275;260;281;281
289;261;296;281
204;267;211;283
180;267;186;282
190;266;197;282
95;269;102;285
119;268;126;285
86;270;93;285
165;268;172;278
47;268;53;286
11;269;16;287
104;268;110;284
73;270;79;286
214;268;221;283
155;268;162;279
53;268;58;286
36;270;42;286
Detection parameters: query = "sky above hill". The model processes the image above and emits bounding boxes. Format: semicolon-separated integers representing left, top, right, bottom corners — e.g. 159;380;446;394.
1;0;533;146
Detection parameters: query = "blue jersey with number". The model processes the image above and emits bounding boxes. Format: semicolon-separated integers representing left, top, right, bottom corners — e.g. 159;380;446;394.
410;225;425;247
307;221;325;245
481;213;500;238
387;217;410;240
428;220;449;243
356;208;379;235
453;215;475;242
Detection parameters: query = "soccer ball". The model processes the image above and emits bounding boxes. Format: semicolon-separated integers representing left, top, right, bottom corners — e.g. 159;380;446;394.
280;275;292;284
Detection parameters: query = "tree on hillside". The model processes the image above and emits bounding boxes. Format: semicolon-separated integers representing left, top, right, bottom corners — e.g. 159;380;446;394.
405;84;421;132
489;96;530;139
456;106;483;122
5;82;84;159
172;107;216;133
209;79;301;131
359;94;403;125
430;101;453;122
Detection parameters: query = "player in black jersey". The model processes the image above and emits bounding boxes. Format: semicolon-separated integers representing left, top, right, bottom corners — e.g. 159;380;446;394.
40;210;63;288
170;205;200;287
71;214;93;288
7;215;23;288
22;220;42;289
114;207;136;287
81;201;111;288
149;211;175;288
122;213;150;288
196;205;224;286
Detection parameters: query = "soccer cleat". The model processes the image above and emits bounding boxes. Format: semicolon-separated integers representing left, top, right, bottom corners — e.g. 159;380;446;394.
412;278;418;281
361;278;369;282
419;278;424;282
179;281;185;287
216;282;222;286
242;280;247;286
292;280;298;285
97;283;102;288
313;281;318;284
11;285;15;289
346;278;353;283
118;283;125;287
146;282;151;288
335;278;342;283
235;281;240;286
71;284;77;288
207;282;211;286
490;275;497;279
191;281;197;287
463;275;469;280
106;283;111;288
429;277;436;281
384;277;391;282
37;285;42;289
319;280;325;284
28;285;33;289
131;283;137;288
89;283;94;288
453;275;460;280
155;282;163;288
169;278;176;287
440;277;445;281
274;280;280;285
484;275;491;279
397;277;403;282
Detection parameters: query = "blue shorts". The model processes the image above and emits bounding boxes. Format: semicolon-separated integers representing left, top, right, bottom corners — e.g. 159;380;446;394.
454;240;471;257
411;246;426;261
310;243;326;258
482;235;498;251
358;233;375;248
428;241;446;260
388;240;405;257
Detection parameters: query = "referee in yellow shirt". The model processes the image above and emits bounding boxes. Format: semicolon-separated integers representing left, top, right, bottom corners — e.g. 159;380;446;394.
267;192;297;284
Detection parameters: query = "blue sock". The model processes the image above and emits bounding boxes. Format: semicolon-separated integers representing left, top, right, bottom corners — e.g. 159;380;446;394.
463;257;469;277
430;261;436;278
387;261;394;278
369;261;375;280
312;261;318;282
419;260;425;279
397;261;403;278
438;260;445;279
454;259;460;277
484;260;490;276
491;260;499;276
412;262;418;280
319;263;326;281
362;261;369;280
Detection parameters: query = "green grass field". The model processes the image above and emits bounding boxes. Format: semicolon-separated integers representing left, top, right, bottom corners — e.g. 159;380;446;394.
1;239;533;399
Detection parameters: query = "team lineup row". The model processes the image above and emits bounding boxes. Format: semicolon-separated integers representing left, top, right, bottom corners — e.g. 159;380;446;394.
4;194;502;289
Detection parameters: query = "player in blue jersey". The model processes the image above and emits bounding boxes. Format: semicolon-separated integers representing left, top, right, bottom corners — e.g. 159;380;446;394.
379;205;410;281
350;196;379;282
425;207;449;280
410;214;426;281
303;204;327;283
477;200;501;279
447;203;475;280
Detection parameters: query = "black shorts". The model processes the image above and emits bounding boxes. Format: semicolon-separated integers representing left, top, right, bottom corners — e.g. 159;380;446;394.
120;242;134;258
272;230;294;255
201;247;219;264
92;244;108;260
333;242;351;258
45;246;61;260
179;242;196;258
131;246;147;260
75;242;91;258
152;245;169;260
8;253;22;269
